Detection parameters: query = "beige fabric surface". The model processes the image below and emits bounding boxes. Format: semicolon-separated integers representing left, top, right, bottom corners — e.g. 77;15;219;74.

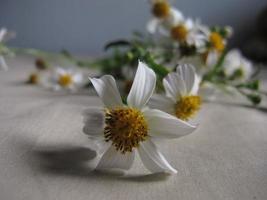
0;56;267;200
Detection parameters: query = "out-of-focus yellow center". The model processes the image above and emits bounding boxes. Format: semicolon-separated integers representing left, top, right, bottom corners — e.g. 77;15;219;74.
152;1;170;18
58;74;73;87
104;107;148;153
175;96;201;121
28;73;39;84
209;32;225;52
171;25;188;42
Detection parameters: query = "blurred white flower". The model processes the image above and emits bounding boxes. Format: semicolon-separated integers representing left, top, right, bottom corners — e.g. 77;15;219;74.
0;28;15;71
83;61;196;174
147;1;184;35
222;49;253;81
200;26;227;53
170;18;206;49
149;64;201;121
46;67;84;91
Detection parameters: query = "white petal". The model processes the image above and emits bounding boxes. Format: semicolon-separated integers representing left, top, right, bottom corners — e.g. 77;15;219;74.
138;139;177;174
96;145;135;170
147;18;159;34
73;73;83;84
148;94;175;114
82;108;105;138
240;59;253;80
163;72;186;101
90;75;123;108
206;50;219;67
0;28;15;42
185;18;194;29
0;28;7;42
143;109;196;139
176;64;196;94
190;74;200;95
168;8;184;25
55;67;67;76
127;61;156;109
0;56;8;71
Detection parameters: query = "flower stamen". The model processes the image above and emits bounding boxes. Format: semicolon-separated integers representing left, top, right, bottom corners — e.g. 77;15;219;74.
152;1;170;18
175;96;201;121
104;107;148;153
209;32;225;52
58;74;73;87
171;25;188;42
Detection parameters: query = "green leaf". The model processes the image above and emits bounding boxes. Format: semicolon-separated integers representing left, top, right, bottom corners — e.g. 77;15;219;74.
104;40;131;51
236;80;260;91
246;94;261;105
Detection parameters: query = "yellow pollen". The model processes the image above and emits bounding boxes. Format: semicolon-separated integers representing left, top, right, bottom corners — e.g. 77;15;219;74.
175;96;201;121
171;25;188;42
209;32;225;52
152;1;170;18
104;107;148;153
58;74;73;87
28;73;39;84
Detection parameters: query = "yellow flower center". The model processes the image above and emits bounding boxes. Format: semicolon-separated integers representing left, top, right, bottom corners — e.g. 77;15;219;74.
28;73;39;84
175;96;201;121
152;1;170;18
209;32;225;52
58;74;73;87
171;25;188;42
104;107;148;153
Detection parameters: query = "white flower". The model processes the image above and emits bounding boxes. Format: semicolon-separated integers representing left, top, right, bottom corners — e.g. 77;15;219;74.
147;3;184;35
83;61;196;174
222;49;253;81
149;64;201;121
0;28;15;71
170;18;206;49
46;67;84;91
200;26;227;53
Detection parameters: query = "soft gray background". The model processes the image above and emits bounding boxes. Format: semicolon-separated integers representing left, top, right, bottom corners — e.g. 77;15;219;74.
0;0;267;54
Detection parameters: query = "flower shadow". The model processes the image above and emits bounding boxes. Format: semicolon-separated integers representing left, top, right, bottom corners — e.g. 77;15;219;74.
31;145;170;182
32;146;97;176
121;172;170;182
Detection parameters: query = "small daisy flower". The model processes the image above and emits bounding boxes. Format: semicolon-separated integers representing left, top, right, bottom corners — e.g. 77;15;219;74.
170;18;206;49
48;67;84;91
201;26;231;53
151;0;171;19
208;31;226;52
222;49;253;82
147;1;184;35
83;61;196;174
149;64;201;121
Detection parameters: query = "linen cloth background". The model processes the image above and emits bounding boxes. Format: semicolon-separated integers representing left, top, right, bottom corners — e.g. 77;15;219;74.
0;56;267;200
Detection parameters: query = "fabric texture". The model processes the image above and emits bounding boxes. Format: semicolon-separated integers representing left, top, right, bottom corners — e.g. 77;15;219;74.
0;56;267;200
